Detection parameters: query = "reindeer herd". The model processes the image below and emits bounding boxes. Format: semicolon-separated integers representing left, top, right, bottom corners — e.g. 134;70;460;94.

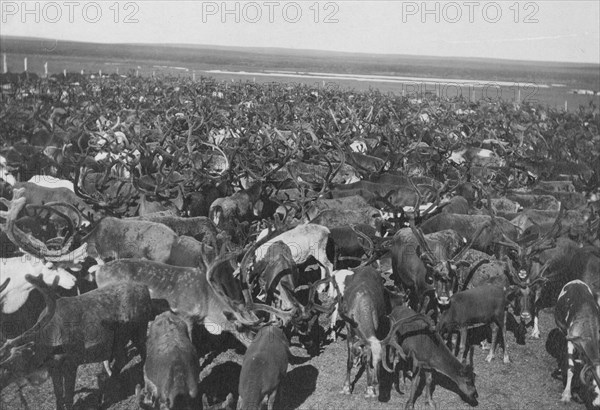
0;73;599;410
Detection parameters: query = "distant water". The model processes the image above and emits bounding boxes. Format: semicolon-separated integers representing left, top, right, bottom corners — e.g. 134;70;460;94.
204;69;556;89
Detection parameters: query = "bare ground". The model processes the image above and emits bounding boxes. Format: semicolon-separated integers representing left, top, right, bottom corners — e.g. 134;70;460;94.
1;307;593;410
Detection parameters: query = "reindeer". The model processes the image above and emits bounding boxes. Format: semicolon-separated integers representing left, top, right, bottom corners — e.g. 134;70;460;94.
0;276;152;410
554;280;600;407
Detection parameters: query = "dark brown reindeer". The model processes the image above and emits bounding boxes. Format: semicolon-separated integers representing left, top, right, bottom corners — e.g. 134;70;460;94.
381;305;478;410
0;275;153;410
237;325;290;410
554;280;600;407
137;311;200;410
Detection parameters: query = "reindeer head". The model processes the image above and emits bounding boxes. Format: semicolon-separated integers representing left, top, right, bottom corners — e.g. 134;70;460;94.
409;216;486;307
491;196;564;282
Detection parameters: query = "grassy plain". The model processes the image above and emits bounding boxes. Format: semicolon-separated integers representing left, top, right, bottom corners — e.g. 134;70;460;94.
1;36;598;111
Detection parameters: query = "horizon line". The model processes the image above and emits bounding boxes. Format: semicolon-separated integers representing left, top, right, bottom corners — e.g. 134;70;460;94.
2;35;599;67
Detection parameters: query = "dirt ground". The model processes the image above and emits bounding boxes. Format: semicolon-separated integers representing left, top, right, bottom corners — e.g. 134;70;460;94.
1;306;594;410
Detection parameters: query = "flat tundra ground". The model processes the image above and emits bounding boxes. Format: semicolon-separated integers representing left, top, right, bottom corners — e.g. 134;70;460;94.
0;308;587;410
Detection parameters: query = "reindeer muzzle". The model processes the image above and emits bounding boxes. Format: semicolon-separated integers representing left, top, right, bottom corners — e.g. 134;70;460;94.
437;295;450;306
520;312;532;323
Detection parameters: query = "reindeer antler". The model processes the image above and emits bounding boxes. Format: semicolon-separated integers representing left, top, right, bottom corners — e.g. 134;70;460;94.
0;188;87;261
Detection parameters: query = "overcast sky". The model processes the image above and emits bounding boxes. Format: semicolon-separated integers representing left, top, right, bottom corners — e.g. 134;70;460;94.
1;1;599;64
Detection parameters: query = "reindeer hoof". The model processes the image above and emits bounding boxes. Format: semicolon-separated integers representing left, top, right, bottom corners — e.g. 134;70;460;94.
503;356;510;364
560;392;571;403
341;385;351;395
364;386;377;398
531;330;540;339
485;355;493;363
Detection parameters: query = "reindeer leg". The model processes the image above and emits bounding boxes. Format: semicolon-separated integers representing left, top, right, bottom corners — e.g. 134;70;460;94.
531;314;540;339
101;335;129;407
62;363;78;410
451;332;460;356
424;371;437;410
561;341;574;402
16;379;30;410
531;291;541;339
365;338;382;398
460;328;468;364
327;306;339;343
445;332;452;351
365;348;376;398
49;366;66;410
135;384;144;407
394;358;404;394
469;345;475;368
593;374;600;408
267;388;278;410
501;311;510;363
132;322;148;363
341;330;353;394
486;322;498;362
404;366;421;410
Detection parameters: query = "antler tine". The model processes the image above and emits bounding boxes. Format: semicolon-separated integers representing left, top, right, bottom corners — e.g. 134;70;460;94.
408;215;437;263
485;190;519;249
42;202;84;229
380;313;436;372
279;281;307;318
382;338;406;373
24;204;75;250
417;183;442;220
73;166;112;210
248;303;296;324
408;178;423;220
372;191;406;225
199;141;230;176
526;257;554;284
1;189;78;258
351;224;375;258
203;249;272;328
239;226;288;306
264;140;300;181
305;276;336;315
502;257;527;288
532;205;565;250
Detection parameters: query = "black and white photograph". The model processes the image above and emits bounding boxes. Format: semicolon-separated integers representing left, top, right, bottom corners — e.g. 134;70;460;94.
0;1;599;409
